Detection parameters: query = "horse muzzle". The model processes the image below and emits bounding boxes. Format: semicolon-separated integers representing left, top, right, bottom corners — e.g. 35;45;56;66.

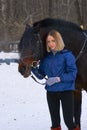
18;62;32;77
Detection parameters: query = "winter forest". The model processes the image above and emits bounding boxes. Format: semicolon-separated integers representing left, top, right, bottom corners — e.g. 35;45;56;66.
0;0;87;52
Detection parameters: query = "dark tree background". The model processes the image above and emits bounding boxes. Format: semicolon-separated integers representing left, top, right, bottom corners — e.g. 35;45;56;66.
0;0;87;51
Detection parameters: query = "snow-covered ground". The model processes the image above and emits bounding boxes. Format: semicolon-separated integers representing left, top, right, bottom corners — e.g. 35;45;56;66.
0;52;87;130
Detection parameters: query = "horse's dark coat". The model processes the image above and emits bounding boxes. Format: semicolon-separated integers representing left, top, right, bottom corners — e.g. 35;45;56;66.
18;18;87;127
19;18;87;90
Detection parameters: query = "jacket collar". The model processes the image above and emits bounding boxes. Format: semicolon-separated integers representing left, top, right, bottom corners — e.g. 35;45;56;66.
50;48;69;55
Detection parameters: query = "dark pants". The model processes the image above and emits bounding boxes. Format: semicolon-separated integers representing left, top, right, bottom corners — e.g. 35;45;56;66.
47;91;77;129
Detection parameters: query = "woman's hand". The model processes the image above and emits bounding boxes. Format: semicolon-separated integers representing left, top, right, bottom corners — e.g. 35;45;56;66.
46;77;61;86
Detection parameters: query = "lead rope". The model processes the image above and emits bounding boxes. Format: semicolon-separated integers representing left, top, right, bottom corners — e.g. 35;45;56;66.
30;71;48;85
30;74;47;85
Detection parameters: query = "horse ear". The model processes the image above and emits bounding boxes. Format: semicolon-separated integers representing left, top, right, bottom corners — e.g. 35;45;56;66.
33;23;40;33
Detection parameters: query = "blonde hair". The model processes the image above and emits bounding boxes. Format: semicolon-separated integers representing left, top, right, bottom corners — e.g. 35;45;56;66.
46;30;65;52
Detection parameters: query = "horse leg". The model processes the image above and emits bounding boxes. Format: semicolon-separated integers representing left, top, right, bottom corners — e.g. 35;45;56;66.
74;90;82;128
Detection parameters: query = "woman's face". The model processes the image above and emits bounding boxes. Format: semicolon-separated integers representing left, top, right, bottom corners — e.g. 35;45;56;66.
46;35;57;50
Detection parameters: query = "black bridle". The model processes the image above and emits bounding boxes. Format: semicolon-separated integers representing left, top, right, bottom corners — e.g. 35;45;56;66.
30;32;47;85
76;31;87;61
20;32;47;85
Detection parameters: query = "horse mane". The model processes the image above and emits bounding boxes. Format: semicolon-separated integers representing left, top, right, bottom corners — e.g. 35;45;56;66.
33;18;82;32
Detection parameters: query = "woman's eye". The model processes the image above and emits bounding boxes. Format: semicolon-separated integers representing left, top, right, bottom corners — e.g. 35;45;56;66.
52;40;55;42
47;41;50;44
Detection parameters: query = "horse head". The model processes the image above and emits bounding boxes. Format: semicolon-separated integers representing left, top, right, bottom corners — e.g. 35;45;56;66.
18;24;45;77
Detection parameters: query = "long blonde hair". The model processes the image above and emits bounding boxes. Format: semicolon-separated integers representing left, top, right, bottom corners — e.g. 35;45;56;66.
46;30;65;52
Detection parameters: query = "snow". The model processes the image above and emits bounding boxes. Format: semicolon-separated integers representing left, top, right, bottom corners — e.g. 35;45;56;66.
0;52;87;130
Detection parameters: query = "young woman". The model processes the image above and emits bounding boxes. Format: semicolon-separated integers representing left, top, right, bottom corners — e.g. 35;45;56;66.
32;30;79;130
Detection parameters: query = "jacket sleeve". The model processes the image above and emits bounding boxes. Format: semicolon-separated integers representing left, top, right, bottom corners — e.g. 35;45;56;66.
60;53;77;82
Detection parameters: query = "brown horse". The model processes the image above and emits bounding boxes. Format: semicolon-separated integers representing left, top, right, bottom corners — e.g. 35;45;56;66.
18;18;87;128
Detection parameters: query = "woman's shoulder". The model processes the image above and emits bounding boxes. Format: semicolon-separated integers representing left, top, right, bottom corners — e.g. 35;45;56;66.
61;48;70;53
61;48;76;61
61;48;74;55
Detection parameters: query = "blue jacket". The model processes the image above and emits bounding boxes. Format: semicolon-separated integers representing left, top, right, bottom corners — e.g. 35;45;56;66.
32;49;77;92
